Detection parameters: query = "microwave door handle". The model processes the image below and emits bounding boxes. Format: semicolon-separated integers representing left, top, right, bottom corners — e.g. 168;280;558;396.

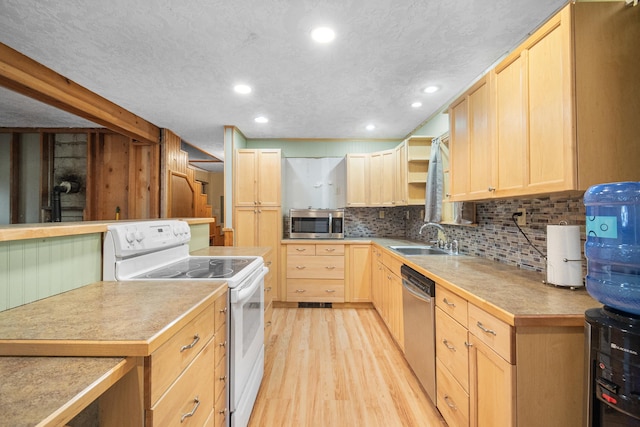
328;213;332;233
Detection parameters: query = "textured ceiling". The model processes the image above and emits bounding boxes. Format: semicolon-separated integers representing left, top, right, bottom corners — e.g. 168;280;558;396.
0;0;568;167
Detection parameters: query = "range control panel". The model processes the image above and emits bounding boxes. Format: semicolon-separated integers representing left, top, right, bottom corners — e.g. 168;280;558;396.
105;220;191;258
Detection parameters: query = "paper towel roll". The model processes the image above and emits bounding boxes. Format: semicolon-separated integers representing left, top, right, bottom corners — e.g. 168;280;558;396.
546;225;583;287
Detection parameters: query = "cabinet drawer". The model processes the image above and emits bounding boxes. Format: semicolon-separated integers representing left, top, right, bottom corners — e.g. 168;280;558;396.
214;354;227;404
147;307;215;406
315;244;345;256
436;359;469;427
286;279;345;302
147;338;215;426
382;251;403;276
214;290;228;332
214;321;227;367
264;301;273;342
286;255;345;279
436;307;469;392
436;286;468;328
214;393;227;427
287;244;316;256
264;278;274;308
468;304;513;363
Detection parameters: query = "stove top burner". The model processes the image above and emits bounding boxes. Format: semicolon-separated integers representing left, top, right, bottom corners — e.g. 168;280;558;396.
136;257;253;280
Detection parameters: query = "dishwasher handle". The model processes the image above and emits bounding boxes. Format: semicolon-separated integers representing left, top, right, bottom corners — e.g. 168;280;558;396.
402;279;432;303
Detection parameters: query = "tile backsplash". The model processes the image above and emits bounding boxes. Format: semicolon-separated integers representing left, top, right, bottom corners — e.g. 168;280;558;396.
343;195;586;273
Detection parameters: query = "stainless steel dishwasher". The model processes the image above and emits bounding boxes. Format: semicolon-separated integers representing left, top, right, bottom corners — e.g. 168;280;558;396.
401;264;436;404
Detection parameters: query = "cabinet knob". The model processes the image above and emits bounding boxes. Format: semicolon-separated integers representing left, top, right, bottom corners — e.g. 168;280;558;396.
219;307;228;314
219;340;227;348
488;186;496;192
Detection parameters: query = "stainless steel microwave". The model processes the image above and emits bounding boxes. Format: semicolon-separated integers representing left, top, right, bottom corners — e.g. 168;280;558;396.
289;208;344;239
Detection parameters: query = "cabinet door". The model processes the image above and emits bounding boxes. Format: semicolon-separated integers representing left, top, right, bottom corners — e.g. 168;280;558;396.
526;9;575;193
369;152;383;206
381;149;395;206
449;97;470;200
234;150;258;206
467;77;493;199
256;150;281;206
346;153;369;207
494;56;527;197
234;207;257;247
389;271;404;351
469;335;515;427
347;245;371;302
394;142;407;206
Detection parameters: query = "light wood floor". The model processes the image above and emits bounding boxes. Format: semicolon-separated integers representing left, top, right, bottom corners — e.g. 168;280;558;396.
248;307;447;427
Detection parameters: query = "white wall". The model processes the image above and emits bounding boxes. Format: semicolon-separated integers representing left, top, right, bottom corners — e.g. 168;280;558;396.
283;157;346;211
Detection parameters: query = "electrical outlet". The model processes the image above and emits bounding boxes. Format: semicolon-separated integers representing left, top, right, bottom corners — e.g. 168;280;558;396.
516;208;526;226
379;210;385;219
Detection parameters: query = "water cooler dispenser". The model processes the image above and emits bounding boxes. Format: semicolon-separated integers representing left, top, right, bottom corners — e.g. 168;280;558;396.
584;182;640;426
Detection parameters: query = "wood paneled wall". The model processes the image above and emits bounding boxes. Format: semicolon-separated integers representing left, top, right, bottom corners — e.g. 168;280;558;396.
161;129;212;219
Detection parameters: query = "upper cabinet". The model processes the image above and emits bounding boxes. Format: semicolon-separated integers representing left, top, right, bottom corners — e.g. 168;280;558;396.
346;153;370;207
406;136;432;205
448;2;640;202
234;149;281;207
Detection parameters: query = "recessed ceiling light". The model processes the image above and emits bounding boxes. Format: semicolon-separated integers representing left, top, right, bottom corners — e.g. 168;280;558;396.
234;84;252;94
254;116;269;124
424;85;439;94
311;27;336;43
366;124;375;131
411;102;423;108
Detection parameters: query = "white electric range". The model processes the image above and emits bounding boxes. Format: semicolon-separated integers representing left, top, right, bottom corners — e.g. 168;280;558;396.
102;220;266;427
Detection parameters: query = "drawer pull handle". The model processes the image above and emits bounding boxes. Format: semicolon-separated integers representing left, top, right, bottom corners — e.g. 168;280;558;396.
444;395;457;410
325;266;336;270
442;339;456;351
180;396;200;423
266;321;272;326
265;287;272;292
325;289;336;293
296;289;306;293
296;266;306;269
443;298;456;307
296;248;307;252
325;248;336;252
476;321;497;336
219;307;227;314
180;334;200;352
219;340;227;348
266;261;272;266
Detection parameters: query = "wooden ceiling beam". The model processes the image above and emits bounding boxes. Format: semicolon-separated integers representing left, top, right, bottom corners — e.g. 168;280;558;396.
0;42;160;144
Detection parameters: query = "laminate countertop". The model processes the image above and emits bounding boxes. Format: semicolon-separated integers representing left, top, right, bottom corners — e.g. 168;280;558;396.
371;238;600;328
0;280;227;356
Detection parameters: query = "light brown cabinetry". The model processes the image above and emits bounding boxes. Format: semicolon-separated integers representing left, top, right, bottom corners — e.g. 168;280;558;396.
370;246;404;350
435;283;584;426
448;76;493;201
263;249;275;344
449;2;640;201
285;244;345;302
394;142;407;206
145;289;228;426
233;148;281;302
369;149;395;206
405;136;432;205
345;153;369;207
346;244;371;302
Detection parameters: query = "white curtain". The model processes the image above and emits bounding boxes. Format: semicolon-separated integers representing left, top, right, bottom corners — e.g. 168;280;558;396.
424;137;442;223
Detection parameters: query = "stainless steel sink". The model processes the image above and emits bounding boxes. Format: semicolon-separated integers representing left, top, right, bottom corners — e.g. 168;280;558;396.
388;245;451;256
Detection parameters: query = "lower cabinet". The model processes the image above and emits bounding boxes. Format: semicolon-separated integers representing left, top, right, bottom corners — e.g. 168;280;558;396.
145;289;228;426
370;246;404;351
435;284;584;427
285;244;345;302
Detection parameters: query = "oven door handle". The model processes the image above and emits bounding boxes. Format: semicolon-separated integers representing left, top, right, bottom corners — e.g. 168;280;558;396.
230;266;268;304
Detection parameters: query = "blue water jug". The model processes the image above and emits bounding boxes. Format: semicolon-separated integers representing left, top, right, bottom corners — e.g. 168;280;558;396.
584;182;640;315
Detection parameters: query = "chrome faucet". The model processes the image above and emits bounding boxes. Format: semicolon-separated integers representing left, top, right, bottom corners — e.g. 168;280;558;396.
419;222;446;236
419;222;458;254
